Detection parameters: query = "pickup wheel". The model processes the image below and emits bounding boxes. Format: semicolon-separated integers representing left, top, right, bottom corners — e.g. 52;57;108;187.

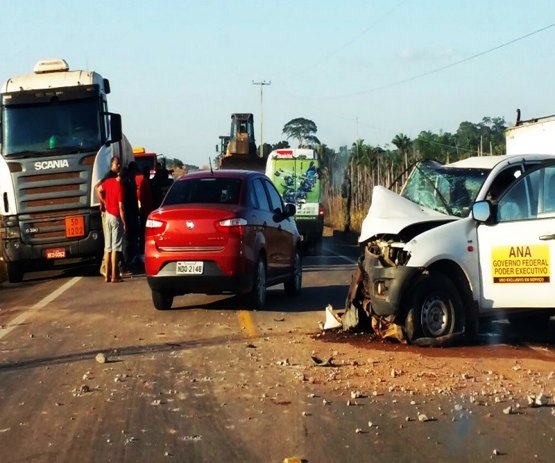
284;250;302;296
246;256;266;309
404;272;464;343
152;289;174;311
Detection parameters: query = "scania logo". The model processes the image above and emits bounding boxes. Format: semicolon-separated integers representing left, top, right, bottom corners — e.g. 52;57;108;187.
185;220;194;229
34;159;70;170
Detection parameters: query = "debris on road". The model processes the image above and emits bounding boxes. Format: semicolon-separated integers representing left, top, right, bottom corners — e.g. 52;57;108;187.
95;353;107;364
310;355;333;367
323;304;342;330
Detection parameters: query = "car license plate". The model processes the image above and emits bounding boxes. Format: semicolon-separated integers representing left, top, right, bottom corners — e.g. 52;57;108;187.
65;215;85;238
176;261;204;275
46;248;66;259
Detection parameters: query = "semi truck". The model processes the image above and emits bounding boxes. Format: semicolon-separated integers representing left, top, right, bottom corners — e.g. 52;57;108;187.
265;148;324;251
505;112;555;155
0;59;133;282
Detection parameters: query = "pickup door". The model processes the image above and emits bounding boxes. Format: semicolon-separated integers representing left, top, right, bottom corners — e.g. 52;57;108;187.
476;163;555;311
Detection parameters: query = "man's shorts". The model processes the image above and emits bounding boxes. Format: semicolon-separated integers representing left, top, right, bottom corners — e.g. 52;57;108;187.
104;212;123;252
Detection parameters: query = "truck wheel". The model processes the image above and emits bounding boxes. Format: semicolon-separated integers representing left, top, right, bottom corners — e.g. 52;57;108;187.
6;262;24;283
404;272;464;343
284;250;302;296
246;256;266;309
152;290;173;311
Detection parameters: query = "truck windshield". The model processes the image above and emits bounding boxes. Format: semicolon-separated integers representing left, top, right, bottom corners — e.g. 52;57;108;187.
401;160;489;218
2;98;102;157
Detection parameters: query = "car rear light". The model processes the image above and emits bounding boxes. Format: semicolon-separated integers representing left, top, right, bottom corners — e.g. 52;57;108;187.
216;217;247;236
319;204;324;216
145;217;167;236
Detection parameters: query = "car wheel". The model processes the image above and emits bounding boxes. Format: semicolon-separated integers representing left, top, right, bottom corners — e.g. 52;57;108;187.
152;289;174;311
284;250;302;296
404;272;464;343
6;262;24;283
246;256;266;309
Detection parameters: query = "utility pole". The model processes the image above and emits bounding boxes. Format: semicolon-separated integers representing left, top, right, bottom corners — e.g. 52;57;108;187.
252;80;271;158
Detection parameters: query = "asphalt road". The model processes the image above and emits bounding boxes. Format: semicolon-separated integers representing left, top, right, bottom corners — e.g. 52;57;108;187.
0;233;553;463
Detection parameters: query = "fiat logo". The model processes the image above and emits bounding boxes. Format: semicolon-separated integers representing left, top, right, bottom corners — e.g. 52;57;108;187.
185;220;194;229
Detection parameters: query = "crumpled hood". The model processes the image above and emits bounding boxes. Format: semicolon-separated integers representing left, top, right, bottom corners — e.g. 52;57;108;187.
358;186;457;243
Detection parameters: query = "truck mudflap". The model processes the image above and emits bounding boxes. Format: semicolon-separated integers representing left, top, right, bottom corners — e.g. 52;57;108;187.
342;250;465;346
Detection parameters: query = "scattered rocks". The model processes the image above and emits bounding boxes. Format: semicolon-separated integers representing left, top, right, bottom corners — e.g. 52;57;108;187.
95;353;107;364
502;406;513;415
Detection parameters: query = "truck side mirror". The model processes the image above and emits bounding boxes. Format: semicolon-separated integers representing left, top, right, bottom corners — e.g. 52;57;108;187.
472;200;492;223
108;113;122;144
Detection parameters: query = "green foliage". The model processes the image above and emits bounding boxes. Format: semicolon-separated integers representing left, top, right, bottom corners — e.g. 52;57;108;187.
282;117;320;148
166;157;184;169
271;140;290;150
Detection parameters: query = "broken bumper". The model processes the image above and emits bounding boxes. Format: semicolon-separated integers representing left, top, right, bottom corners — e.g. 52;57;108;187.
365;250;421;317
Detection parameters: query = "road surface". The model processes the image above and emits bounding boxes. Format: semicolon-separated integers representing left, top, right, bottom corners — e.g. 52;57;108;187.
0;233;553;462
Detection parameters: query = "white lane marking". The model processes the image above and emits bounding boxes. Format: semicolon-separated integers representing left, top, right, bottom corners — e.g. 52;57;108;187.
0;277;82;340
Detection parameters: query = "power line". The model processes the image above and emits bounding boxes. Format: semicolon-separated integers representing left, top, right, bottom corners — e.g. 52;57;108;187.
287;0;409;78
320;22;555;100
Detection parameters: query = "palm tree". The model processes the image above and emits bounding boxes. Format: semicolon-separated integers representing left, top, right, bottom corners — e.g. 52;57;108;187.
392;133;412;183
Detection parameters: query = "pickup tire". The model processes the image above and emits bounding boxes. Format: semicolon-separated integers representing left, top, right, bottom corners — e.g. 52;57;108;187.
404;272;464;343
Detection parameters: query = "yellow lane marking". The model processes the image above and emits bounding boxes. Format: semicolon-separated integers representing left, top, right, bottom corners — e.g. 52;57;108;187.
237;310;257;338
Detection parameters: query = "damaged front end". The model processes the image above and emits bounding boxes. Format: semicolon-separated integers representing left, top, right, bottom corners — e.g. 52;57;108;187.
343;233;419;343
341;178;466;343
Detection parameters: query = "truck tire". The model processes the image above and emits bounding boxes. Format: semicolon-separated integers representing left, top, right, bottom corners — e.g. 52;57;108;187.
6;262;24;283
152;289;173;311
245;256;266;309
284;250;302;296
404;272;464;343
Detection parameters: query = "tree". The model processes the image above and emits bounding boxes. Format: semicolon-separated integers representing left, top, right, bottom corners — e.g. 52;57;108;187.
392;133;412;175
282;118;320;148
270;140;290;150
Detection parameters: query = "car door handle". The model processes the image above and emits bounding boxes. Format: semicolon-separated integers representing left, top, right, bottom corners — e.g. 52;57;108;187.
539;234;555;240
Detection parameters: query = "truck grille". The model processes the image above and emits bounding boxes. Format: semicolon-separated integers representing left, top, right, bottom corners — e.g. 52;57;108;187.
11;155;95;245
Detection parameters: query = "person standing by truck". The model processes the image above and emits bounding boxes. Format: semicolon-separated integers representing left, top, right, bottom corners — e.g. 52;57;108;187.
96;170;127;283
133;163;154;256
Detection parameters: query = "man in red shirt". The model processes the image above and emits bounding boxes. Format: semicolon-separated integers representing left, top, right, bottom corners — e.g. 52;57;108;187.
97;168;127;282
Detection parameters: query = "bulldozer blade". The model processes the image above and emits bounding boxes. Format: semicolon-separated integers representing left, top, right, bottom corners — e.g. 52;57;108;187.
219;156;267;172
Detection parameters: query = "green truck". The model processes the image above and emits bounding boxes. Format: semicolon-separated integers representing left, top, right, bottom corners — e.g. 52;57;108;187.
265;148;324;252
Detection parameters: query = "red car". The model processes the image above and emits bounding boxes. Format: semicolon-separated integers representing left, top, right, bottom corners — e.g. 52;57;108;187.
145;169;302;310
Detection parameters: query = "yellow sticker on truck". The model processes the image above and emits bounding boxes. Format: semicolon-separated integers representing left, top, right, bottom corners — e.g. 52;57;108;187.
491;245;550;283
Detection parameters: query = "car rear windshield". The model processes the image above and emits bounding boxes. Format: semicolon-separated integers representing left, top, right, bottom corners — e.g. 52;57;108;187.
163;177;242;206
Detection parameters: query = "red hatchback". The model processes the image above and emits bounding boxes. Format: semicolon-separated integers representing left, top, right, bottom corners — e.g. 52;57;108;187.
145;170;302;310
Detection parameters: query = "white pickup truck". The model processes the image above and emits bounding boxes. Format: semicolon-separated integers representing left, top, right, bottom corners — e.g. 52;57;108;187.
345;154;555;345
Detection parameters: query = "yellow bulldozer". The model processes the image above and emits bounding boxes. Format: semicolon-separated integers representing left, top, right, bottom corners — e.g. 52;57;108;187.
218;113;266;171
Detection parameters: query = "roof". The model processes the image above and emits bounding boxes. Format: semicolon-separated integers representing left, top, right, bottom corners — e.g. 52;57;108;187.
447;154;555;169
180;169;264;181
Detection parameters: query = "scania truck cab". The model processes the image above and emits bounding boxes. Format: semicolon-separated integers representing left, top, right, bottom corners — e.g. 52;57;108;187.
0;59;133;282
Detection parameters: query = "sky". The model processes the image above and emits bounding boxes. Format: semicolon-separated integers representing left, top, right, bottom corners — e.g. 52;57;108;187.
2;0;555;167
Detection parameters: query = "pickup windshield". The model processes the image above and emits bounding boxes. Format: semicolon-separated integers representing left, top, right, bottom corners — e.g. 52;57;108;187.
401;160;489;218
2;98;102;157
